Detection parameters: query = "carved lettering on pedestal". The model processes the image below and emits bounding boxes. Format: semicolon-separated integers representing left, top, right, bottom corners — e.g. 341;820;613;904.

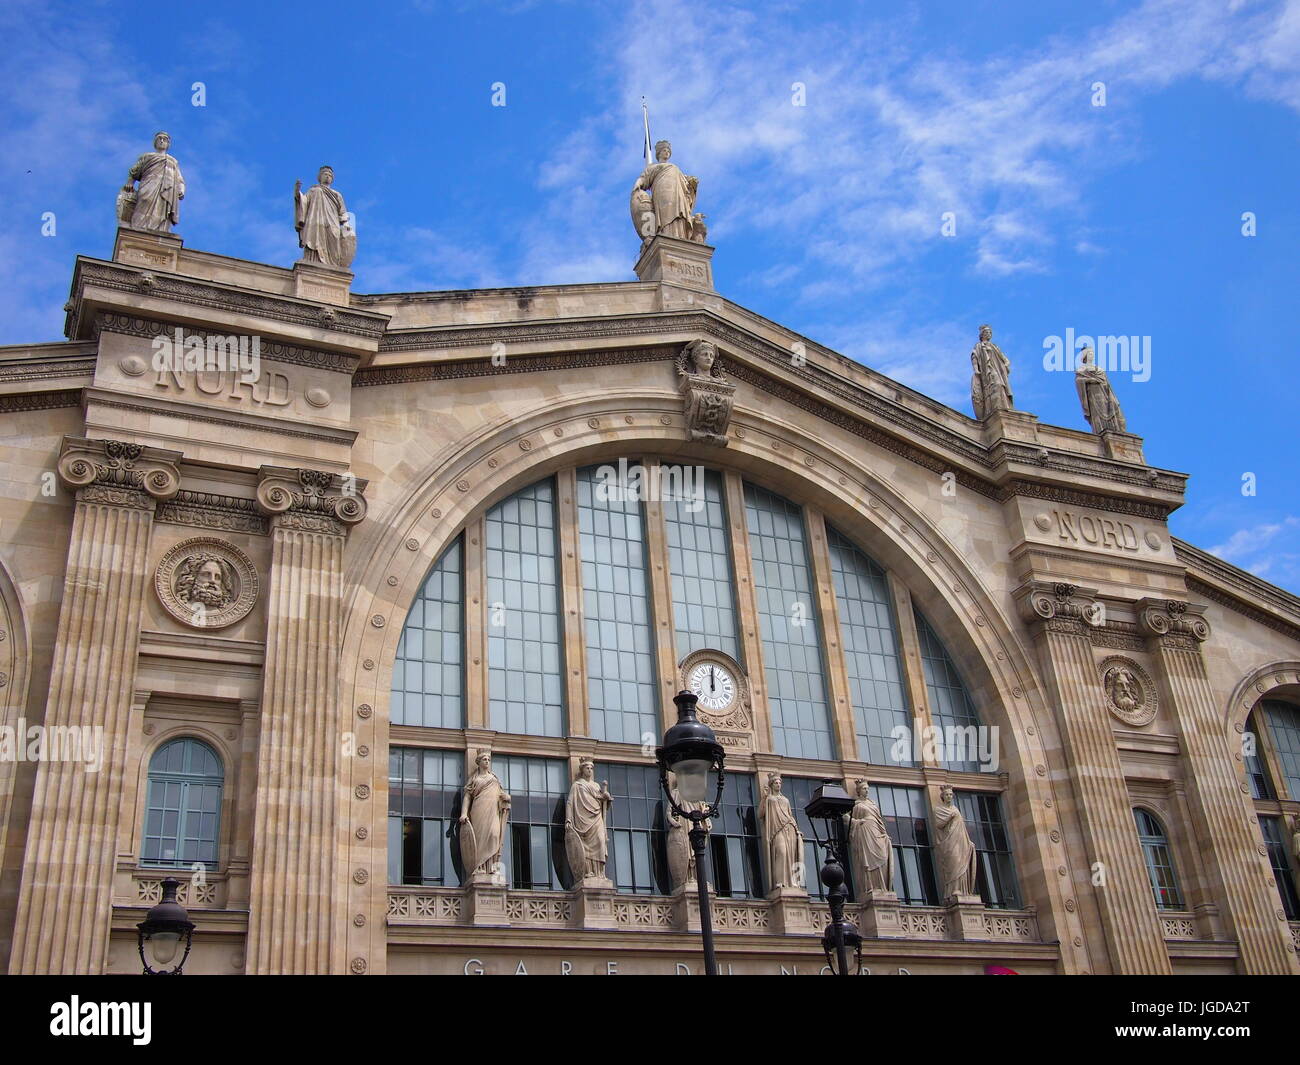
154;367;293;407
1048;509;1141;552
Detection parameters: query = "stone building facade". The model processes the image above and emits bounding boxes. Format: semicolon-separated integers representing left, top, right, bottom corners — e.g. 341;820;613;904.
1;223;1298;976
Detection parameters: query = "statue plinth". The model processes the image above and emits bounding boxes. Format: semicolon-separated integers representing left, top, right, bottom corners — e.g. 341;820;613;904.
982;408;1039;444
943;892;988;941
671;883;715;933
1099;429;1145;464
292;258;353;306
464;871;509;927
765;886;816;935
571;879;617;930
113;227;182;272
858;888;903;938
635;235;715;291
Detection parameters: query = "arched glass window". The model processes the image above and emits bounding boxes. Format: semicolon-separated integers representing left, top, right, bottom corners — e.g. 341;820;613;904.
142;738;223;870
743;482;834;760
826;525;911;766
393;537;463;728
914;611;985;772
487;478;564;736
1134;808;1184;911
1243;709;1276;799
1258;700;1300;800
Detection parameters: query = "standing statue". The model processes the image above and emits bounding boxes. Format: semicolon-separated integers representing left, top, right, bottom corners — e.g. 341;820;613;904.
933;785;978;900
1074;346;1127;434
564;759;613;881
118;131;185;233
758;774;805;892
844;779;894;894
631;140;705;243
676;339;735;446
665;771;710;891
970;324;1014;420
294;165;356;269
458;750;511;878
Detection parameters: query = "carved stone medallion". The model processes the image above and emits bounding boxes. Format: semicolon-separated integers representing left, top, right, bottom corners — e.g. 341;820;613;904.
1099;655;1156;727
155;537;259;629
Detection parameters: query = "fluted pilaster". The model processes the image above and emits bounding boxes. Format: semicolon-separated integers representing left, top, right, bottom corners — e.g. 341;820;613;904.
1137;598;1300;974
9;438;180;974
1016;581;1171;974
245;466;365;974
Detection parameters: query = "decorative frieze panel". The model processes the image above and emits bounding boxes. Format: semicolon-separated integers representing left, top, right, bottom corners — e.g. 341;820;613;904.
135;875;220;908
1160;913;1199;940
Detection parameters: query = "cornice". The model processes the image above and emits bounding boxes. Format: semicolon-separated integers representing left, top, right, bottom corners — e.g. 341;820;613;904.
1174;537;1300;623
0;358;96;383
94;312;360;374
70;258;388;342
0;389;82;414
354;343;671;387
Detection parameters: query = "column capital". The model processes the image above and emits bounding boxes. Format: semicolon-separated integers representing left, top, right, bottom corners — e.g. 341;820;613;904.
255;465;368;534
1136;597;1211;647
1014;580;1102;636
57;436;182;508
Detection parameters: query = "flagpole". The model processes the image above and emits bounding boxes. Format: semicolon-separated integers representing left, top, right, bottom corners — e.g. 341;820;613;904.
641;96;652;167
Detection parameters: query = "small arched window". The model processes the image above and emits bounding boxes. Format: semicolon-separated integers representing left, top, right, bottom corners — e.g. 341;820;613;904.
1133;808;1184;910
142;738;224;869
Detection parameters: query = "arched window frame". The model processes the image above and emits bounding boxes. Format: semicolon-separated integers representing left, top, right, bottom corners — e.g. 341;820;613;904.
140;736;225;871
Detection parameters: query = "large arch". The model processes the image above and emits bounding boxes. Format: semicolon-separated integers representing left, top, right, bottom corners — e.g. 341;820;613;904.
336;386;1090;970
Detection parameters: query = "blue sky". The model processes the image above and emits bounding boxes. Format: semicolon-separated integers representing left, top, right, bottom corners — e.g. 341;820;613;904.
2;0;1298;589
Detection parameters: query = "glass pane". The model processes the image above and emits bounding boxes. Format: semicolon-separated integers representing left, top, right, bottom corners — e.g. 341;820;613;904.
392;538;464;728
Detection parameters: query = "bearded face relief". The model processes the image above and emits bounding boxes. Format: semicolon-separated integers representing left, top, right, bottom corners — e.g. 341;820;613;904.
155;537;259;629
1101;657;1156;727
179;556;235;610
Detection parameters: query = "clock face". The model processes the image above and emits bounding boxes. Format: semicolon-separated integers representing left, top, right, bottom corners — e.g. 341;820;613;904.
688;661;737;713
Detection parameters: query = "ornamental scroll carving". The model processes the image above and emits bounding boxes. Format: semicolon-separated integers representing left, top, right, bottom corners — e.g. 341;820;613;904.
1136;598;1211;650
255;466;368;534
1016;581;1103;637
154;537;259;629
676;339;734;446
57;437;182;509
1098;655;1157;727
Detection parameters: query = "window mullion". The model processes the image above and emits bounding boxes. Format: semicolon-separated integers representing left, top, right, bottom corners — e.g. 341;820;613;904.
641;458;684;740
556;468;588;739
886;572;939;768
804;506;857;762
723;471;773;753
464;517;488;730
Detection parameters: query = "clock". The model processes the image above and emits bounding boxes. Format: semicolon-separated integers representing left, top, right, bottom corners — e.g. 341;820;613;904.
687;660;737;713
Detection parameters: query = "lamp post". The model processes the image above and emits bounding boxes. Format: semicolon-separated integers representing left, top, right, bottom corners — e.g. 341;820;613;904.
136;876;195;975
804;782;864;976
655;690;726;976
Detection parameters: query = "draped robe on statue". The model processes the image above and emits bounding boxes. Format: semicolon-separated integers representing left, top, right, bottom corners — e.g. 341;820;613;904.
636;161;694;239
461;770;508;875
295;182;353;268
1075;353;1126;434
565;776;610;878
760;791;802;890
128;151;184;232
847;795;894;893
934;799;978;899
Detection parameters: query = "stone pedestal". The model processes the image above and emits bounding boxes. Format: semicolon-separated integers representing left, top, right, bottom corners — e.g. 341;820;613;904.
572;879;617;930
944;893;988;941
982;408;1039;444
1099;429;1145;464
464;873;509;927
112;226;182;271
9;438;181;974
671;884;714;933
634;235;714;291
858;888;903;938
292;259;353;305
766;886;815;934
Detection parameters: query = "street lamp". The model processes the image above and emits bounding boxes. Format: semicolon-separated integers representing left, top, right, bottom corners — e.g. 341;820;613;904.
136;877;195;975
656;690;726;976
804;782;864;976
